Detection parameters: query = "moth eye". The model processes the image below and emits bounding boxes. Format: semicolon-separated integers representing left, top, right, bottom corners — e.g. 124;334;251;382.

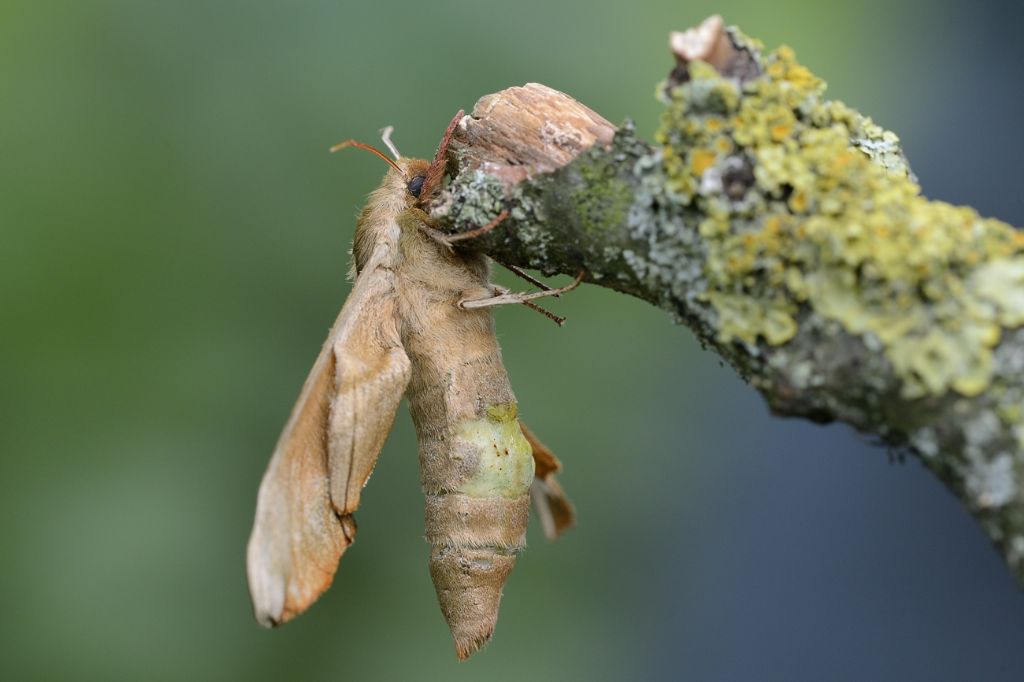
407;175;426;198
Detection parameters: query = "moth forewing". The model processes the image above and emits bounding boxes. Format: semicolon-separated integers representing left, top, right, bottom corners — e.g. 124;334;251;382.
246;244;410;627
326;252;411;515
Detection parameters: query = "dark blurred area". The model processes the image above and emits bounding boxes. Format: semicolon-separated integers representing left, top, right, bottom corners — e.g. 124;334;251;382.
3;1;1024;680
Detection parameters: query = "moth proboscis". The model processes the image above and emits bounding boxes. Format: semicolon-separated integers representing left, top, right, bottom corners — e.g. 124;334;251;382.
246;111;579;659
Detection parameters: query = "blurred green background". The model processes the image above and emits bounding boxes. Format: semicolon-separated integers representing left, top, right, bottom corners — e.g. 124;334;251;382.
4;0;1024;680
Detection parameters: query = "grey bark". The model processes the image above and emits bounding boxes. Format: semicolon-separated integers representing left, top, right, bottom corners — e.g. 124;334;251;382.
427;31;1024;582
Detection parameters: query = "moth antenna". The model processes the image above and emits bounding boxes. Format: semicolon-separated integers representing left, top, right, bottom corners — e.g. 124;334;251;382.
420;109;464;201
379;126;402;160
329;139;404;176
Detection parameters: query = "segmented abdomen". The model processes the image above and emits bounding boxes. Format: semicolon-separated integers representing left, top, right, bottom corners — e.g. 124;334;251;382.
405;341;534;659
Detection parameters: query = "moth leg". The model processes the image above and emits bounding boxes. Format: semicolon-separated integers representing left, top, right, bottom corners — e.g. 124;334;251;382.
491;259;568;325
520;422;575;540
417;222;456;253
459;270;584;310
443;210;509;244
493;258;556;293
419;109;464;201
418;210;511;250
490;285;566;326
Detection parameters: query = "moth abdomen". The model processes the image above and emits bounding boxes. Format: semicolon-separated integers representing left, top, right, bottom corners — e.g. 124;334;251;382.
415;400;535;659
423;493;530;548
429;544;518;660
425;490;528;659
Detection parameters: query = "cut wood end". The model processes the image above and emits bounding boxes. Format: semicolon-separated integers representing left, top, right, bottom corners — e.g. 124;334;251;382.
669;14;737;73
453;83;617;187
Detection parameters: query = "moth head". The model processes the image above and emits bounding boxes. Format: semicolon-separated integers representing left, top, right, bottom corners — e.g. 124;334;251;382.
329;133;435;207
377;126;432;203
401;159;431;204
380;119;461;207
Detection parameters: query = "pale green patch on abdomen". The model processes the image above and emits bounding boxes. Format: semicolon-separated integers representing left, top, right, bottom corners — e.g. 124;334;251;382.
454;403;534;498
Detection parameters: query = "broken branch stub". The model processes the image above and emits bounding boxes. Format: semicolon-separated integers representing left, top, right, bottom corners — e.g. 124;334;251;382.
435;17;1024;583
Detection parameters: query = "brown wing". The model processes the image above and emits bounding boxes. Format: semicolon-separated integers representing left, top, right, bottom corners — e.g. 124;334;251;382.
247;260;410;627
520;422;575;540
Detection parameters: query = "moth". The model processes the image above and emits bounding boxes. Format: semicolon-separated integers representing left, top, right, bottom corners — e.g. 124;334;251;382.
246;112;580;659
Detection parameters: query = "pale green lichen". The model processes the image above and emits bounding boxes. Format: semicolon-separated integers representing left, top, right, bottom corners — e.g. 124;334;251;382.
656;44;1024;399
966;453;1016;508
572;155;634;234
454;402;534;499
444;169;508;230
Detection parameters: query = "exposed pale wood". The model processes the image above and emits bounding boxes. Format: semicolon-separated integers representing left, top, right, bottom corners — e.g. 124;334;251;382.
453;83;616;186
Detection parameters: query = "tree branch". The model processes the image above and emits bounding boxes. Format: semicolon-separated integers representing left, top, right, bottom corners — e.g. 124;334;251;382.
432;15;1024;580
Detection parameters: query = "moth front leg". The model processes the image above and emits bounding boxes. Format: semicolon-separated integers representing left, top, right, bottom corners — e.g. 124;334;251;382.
416;223;455;253
403;208;454;253
458;270;584;310
417;210;510;249
443;210;509;244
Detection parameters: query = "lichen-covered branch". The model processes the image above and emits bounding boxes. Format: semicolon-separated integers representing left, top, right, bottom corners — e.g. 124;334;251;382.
431;16;1024;580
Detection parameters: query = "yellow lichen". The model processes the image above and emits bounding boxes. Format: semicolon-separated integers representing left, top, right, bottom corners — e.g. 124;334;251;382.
691;149;717;175
657;43;1024;398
